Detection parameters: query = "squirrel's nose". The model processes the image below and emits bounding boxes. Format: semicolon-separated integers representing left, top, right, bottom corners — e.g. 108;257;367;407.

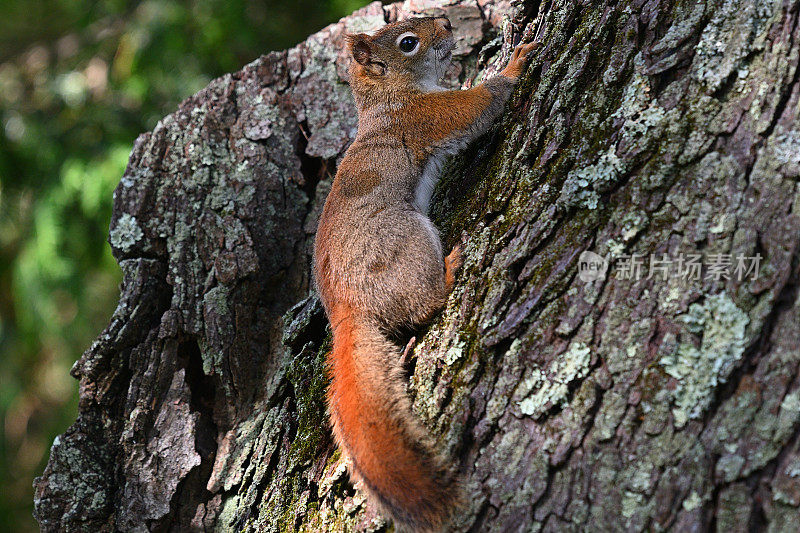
436;17;452;32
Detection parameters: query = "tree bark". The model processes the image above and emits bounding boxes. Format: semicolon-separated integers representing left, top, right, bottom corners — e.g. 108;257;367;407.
34;0;800;531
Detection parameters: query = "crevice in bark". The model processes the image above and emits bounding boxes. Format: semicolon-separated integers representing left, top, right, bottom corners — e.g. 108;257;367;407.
296;120;335;201
466;499;493;533
181;338;220;459
710;49;760;102
762;10;800;139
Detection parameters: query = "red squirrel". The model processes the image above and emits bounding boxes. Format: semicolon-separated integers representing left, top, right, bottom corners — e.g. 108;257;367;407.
313;16;537;531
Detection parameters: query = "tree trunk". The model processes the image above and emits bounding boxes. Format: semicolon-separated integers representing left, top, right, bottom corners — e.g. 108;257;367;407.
33;0;800;530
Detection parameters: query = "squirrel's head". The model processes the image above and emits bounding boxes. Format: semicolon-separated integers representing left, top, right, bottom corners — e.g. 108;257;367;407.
345;16;455;93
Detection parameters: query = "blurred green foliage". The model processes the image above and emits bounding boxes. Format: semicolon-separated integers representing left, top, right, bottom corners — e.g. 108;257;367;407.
0;0;369;530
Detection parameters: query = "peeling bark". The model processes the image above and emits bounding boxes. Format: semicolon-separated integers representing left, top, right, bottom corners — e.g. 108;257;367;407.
34;0;800;531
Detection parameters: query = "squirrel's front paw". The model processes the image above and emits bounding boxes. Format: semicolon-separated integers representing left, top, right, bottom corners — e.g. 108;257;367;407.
501;40;539;80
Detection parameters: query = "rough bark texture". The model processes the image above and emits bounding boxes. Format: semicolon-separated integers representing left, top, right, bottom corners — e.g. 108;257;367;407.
33;0;800;531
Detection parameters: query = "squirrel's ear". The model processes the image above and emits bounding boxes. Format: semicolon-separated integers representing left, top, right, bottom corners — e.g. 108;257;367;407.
346;33;373;66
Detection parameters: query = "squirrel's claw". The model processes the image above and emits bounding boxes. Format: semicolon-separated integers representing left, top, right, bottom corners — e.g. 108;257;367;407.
401;336;417;366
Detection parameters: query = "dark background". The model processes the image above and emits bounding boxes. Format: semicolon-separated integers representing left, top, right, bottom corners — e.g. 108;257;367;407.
0;1;370;530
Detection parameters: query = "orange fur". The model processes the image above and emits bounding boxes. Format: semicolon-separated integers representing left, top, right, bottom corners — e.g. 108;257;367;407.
396;87;494;161
327;304;457;531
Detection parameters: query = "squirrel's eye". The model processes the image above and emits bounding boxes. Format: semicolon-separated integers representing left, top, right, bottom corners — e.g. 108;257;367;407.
399;36;419;53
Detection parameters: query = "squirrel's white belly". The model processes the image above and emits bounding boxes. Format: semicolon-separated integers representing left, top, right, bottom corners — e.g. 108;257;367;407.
413;138;471;214
414;153;447;214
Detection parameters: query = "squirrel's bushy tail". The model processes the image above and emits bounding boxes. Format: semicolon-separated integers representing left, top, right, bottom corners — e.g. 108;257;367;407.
326;305;460;532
